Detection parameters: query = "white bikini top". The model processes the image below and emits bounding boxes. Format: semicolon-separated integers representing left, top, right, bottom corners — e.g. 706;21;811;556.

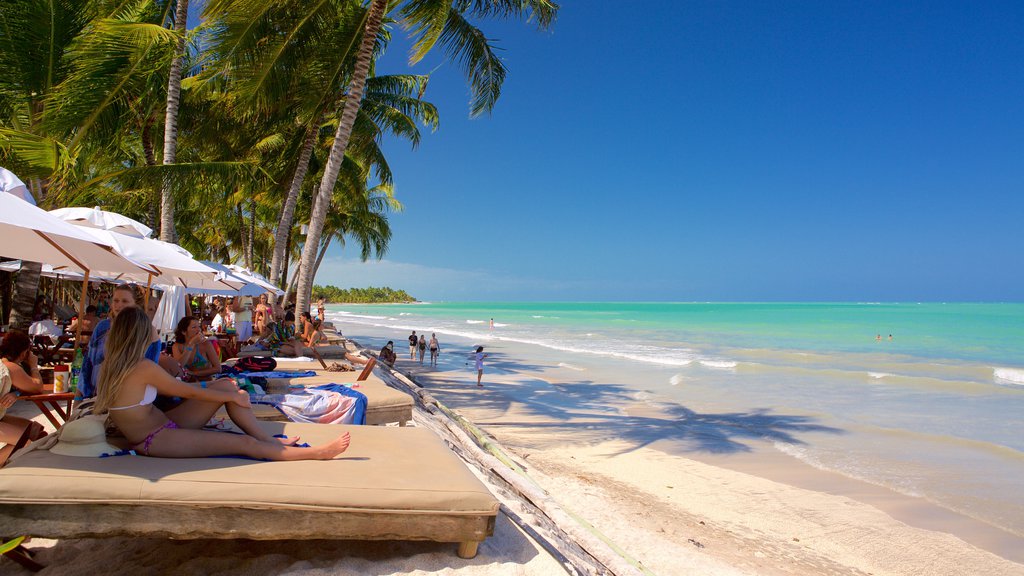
108;384;158;411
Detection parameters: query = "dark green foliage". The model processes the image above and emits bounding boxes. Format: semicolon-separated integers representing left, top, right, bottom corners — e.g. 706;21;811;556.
312;285;415;303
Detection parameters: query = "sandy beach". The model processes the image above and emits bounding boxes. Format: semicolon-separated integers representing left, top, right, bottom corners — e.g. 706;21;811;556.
6;334;1023;575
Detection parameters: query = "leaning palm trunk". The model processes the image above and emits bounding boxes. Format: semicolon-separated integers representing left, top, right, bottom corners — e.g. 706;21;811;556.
312;235;332;281
159;0;190;243
283;236;331;310
247;198;256;271
294;0;385;316
9;262;42;331
142;112;159;230
270;124;318;288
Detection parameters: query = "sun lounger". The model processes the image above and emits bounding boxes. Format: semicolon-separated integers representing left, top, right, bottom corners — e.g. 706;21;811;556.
244;360;410;426
0;422;497;558
251;371;411;427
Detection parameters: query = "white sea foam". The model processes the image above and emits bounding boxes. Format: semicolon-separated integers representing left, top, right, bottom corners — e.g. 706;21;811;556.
332;312;699;367
994;367;1024;385
332;311;388;320
868;372;892;379
493;322;510;327
699;360;738;370
399;312;412;316
669;374;685;386
558;362;585;371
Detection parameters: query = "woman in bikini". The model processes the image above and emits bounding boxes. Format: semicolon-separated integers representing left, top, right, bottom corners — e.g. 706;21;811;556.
171;317;221;381
96;307;350;460
299;311;323;348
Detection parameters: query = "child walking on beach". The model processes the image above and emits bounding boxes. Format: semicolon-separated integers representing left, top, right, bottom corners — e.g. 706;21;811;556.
471;346;487;387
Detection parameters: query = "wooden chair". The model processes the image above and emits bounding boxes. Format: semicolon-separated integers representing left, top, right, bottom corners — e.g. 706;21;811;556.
30;336;60;366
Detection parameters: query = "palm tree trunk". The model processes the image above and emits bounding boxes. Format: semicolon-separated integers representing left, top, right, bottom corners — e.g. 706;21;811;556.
247;198;256;269
282;262;301;309
294;0;385;317
141;112;159;230
312;235;332;281
270;124;317;288
0;269;12;326
159;0;190;243
237;200;249;267
9;262;42;331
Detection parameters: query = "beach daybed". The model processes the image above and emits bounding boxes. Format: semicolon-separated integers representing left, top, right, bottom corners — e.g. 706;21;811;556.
230;358;413;426
0;421;498;559
251;371;412;426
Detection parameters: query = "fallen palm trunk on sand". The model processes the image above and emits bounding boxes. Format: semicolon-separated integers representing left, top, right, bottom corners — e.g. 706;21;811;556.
364;349;653;576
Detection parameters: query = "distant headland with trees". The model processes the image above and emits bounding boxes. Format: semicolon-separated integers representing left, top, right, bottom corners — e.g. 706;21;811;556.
311;285;416;304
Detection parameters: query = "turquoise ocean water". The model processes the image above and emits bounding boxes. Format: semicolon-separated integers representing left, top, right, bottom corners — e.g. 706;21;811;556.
326;302;1024;541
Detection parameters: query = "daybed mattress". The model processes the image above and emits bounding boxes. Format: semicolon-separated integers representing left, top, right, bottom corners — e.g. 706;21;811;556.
0;423;496;550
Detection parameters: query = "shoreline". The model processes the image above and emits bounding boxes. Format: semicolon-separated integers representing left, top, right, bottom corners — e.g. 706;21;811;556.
346;320;1024;575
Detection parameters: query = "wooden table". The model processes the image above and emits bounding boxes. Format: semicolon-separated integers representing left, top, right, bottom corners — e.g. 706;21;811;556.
18;384;75;429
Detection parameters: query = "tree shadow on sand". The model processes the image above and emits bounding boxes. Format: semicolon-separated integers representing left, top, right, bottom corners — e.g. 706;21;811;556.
417;368;843;457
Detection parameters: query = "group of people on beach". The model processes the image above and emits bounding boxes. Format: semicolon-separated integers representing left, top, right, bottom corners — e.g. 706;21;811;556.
375;331;489;387
2;284;351;464
377;330;441;368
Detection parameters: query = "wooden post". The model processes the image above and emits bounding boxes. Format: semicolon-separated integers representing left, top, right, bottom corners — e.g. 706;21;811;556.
73;271;90;354
144;272;153;309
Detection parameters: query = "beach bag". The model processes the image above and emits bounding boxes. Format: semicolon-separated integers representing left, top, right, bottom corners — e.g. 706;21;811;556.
236;356;277;372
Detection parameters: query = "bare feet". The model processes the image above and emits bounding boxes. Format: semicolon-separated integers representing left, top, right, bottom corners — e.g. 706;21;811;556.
311;432;351;459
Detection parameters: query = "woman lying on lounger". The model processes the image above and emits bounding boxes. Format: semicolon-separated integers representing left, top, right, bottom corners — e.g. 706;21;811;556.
95;307;350;460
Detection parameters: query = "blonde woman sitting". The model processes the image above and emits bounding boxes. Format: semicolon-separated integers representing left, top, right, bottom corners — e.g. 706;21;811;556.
96;307;350;460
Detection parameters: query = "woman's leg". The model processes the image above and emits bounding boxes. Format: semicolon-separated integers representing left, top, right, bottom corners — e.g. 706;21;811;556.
163;380;287;444
0;417;42;464
477;369;483;386
143;426;350;461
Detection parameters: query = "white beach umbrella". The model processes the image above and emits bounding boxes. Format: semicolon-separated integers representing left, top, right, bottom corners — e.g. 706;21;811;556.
0;193;155;278
0;166;36;205
49;206;152;238
226;264;283;296
190;261;284;296
70;227;243;292
153;285;189;339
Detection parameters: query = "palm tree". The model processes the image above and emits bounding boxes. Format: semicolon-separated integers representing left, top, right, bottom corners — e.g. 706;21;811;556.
0;0;176;329
292;0;558;316
159;0;190;242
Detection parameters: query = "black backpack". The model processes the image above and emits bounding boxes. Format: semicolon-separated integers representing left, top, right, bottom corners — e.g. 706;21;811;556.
236;356;277;372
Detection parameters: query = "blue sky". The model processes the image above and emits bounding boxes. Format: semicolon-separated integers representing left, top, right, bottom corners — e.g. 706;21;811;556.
205;2;1024;302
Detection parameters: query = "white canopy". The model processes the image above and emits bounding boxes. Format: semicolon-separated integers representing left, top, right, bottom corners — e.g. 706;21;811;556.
226;264;283;295
49;206;152;238
76;228;242;292
0;193;155;277
188;261;284;297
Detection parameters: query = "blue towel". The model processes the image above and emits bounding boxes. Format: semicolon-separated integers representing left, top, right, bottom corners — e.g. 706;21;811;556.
312;384;367;425
228;369;318;379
